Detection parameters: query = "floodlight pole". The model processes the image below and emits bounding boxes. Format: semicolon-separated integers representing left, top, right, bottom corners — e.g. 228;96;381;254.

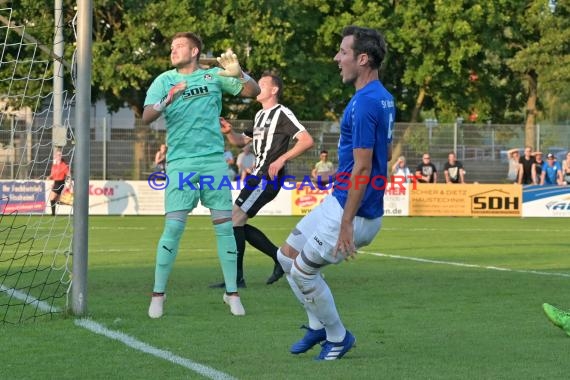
71;0;92;316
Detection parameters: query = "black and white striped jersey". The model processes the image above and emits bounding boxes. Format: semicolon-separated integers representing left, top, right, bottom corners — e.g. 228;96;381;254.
243;104;306;177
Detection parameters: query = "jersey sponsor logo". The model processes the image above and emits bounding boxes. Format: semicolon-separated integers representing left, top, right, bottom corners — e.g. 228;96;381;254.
203;74;213;80
182;85;209;99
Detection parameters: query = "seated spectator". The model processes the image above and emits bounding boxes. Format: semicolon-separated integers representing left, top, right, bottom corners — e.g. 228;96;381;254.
506;148;521;183
391;155;411;182
518;146;536;184
236;144;256;181
540;153;563;185
416;153;437;183
443;152;465;184
311;150;335;186
532;151;544;184
154;143;167;172
562;151;570;185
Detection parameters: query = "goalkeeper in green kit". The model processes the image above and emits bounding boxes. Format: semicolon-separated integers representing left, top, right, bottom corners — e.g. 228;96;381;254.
142;32;260;318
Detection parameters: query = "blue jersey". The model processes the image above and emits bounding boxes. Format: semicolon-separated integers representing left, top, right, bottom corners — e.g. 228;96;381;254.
542;161;561;185
332;80;395;219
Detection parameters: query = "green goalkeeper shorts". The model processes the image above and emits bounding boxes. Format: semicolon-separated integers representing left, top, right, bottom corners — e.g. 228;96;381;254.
164;154;233;214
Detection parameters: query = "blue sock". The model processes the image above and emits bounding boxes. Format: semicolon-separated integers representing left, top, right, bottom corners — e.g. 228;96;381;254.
214;221;238;293
153;218;186;293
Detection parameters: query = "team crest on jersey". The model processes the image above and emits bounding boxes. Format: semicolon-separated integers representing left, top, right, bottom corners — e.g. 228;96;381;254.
203;74;213;81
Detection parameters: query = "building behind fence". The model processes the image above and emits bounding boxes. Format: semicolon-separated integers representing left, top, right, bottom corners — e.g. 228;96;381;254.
0;115;568;184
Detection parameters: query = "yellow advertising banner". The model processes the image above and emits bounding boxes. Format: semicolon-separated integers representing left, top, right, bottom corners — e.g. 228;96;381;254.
291;183;332;216
409;184;522;217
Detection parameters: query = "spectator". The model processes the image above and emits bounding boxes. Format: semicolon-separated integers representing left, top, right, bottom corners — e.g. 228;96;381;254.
416;153;437;183
224;146;237;181
236;144;256;181
154;143;167;172
562;151;570;185
532;151;544;184
518;146;536;184
443;152;465;184
391;155;411;182
506;148;521;183
311;150;335;186
540;153;563;185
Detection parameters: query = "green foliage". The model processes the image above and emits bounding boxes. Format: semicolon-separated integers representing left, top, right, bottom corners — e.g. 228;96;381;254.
2;1;569;125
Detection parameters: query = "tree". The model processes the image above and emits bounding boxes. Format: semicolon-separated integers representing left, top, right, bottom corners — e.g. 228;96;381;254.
508;0;570;148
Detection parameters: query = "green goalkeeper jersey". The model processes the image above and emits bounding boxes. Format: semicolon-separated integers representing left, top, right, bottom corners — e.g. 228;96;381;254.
144;68;243;162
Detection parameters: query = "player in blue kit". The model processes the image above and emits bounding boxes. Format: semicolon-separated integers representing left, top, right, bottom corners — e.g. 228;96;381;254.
275;26;395;360
141;32;260;318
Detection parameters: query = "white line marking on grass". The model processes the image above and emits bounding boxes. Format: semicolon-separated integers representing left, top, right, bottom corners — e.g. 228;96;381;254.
0;285;59;312
75;319;237;380
382;227;568;233
1;286;237;380
362;251;570;278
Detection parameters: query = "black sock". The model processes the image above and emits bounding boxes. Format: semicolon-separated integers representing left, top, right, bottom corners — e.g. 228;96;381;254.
50;200;56;216
244;224;278;263
233;226;246;281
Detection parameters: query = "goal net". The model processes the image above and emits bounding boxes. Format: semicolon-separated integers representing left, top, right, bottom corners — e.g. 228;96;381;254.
0;6;75;323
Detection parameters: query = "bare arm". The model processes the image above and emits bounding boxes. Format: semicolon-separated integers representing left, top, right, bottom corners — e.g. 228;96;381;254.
142;106;162;125
239;76;261;98
507;148;519;158
267;131;314;179
334;148;372;259
220;117;252;147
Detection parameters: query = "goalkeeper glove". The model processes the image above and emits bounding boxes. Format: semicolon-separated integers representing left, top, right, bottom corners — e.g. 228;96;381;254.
153;81;187;112
216;48;251;82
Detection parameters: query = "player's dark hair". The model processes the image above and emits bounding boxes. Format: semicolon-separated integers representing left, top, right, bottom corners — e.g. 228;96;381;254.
342;26;386;69
261;71;283;100
320;150;328;155
172;32;203;56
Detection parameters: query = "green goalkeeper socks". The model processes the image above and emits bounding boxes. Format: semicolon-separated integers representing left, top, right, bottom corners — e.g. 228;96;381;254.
153;218;186;293
214;221;238;293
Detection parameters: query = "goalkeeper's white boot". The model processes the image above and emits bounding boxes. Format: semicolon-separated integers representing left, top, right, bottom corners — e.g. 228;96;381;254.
148;294;166;319
223;293;245;316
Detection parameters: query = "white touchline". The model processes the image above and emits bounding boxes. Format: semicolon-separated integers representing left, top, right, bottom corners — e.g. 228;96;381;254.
74;319;237;380
361;251;570;278
0;286;237;380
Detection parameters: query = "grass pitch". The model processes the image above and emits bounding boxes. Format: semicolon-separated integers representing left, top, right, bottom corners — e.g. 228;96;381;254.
1;215;570;379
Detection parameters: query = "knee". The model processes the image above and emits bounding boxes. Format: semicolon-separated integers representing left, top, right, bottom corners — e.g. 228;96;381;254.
163;219;185;240
290;265;316;293
277;247;294;274
213;219;233;236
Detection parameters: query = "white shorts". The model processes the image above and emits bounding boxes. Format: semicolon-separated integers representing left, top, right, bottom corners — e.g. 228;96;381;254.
287;195;382;264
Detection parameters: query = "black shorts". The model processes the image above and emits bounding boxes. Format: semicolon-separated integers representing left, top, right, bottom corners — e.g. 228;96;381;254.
235;175;281;218
52;180;66;195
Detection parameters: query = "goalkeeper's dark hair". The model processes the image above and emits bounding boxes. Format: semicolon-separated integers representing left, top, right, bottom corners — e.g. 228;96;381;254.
342;26;386;70
172;32;203;55
261;71;283;100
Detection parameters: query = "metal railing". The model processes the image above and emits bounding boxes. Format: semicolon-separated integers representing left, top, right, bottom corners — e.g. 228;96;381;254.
1;117;568;184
